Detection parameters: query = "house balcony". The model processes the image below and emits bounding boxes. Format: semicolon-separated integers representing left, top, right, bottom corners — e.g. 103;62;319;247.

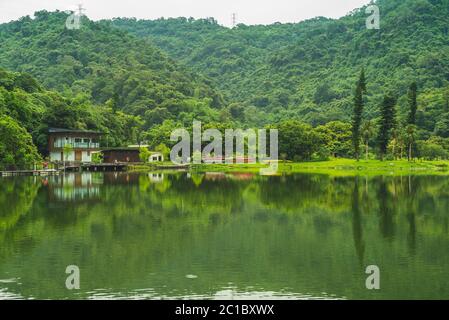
53;142;100;149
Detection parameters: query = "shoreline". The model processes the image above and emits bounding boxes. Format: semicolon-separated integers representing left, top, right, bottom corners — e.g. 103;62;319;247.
2;159;447;177
127;159;449;176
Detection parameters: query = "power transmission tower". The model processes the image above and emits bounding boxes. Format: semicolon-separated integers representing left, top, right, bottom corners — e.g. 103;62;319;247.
77;3;86;16
232;13;237;28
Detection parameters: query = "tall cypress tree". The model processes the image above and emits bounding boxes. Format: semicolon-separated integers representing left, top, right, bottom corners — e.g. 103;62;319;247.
407;82;417;125
352;69;366;161
359;68;367;93
406;82;418;160
377;94;397;161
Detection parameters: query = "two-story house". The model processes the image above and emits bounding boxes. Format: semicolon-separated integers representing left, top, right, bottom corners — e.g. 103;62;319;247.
48;128;102;163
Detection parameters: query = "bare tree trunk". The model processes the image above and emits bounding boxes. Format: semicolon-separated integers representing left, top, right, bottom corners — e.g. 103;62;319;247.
409;143;412;161
365;140;369;160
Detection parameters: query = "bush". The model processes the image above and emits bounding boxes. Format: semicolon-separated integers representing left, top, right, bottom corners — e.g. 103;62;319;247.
139;147;151;163
0;115;41;170
416;140;448;160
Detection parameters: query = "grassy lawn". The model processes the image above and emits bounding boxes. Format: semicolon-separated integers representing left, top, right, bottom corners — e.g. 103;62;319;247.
285;158;449;176
127;158;449;176
191;158;449;176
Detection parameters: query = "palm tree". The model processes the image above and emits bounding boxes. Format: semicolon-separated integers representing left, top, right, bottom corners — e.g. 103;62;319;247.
397;126;406;160
390;137;398;159
393;125;408;160
405;125;417;161
391;126;402;160
361;120;374;160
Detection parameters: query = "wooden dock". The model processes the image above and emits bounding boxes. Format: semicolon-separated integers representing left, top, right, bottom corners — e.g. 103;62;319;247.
1;163;191;176
0;169;59;177
1;163;128;176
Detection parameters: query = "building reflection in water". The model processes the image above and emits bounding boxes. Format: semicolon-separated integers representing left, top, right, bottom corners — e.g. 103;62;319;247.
45;172;156;203
148;173;164;183
46;173;103;202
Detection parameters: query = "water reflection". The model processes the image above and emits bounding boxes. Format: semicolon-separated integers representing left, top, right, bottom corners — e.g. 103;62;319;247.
47;173;103;202
0;172;448;299
352;178;365;266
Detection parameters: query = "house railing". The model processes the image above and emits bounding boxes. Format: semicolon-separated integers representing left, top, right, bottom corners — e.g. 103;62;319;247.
53;142;100;149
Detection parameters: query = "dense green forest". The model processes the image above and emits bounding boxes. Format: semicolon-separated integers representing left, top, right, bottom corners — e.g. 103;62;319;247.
0;68;146;167
110;0;449;128
0;11;226;126
0;0;449;169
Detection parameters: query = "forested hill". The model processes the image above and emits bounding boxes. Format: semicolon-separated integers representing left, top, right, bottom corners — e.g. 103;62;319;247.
0;11;226;127
111;0;449;131
0;66;158;172
0;0;448;169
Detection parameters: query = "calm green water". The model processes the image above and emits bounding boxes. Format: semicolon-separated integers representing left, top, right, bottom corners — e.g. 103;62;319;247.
0;172;448;300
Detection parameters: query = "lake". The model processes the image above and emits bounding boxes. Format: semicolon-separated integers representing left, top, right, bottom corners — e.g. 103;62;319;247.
0;171;448;299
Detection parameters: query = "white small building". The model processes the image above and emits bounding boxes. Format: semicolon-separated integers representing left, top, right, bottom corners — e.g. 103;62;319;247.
126;145;164;162
149;152;164;162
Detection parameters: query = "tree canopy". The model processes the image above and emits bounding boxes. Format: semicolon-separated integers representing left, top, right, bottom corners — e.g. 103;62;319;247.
0;1;448;167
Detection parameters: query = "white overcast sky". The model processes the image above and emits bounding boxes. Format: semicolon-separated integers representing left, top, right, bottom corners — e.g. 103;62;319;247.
0;0;372;26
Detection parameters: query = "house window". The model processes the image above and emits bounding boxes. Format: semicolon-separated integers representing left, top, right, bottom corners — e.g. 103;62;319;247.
75;138;82;143
83;138;90;143
87;151;91;156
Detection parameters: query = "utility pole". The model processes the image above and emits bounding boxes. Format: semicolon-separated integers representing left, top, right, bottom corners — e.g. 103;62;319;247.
232;13;237;28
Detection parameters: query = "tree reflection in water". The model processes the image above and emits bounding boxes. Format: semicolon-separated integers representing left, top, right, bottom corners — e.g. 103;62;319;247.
0;172;448;299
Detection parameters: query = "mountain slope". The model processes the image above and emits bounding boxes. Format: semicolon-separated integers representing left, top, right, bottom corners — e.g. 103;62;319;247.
111;0;449;132
0;11;225;127
0;67;143;156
